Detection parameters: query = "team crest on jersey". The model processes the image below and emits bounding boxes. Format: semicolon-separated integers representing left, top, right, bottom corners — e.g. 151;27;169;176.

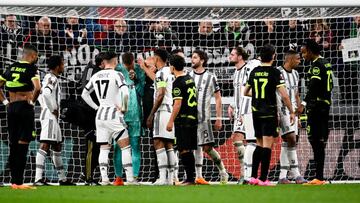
312;67;320;75
173;87;181;97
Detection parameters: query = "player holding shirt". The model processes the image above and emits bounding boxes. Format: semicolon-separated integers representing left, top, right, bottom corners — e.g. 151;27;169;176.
82;52;136;185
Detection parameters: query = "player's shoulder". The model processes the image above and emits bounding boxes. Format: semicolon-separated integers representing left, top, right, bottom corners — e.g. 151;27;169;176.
45;73;58;83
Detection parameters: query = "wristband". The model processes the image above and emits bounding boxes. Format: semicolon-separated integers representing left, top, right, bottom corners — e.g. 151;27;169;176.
2;99;9;106
301;101;307;107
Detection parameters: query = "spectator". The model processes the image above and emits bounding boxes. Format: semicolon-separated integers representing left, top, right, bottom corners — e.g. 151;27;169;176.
0;14;23;70
149;17;178;48
225;20;251;48
309;19;333;58
191;21;224;48
252;19;280;52
60;9;88;50
23;16;61;58
108;19;136;53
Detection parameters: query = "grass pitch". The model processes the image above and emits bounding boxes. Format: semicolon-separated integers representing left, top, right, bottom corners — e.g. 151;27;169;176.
0;184;359;203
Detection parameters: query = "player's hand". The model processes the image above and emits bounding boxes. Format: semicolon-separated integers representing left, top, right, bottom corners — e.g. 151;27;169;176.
290;112;296;126
227;105;234;121
146;114;154;129
214;119;222;131
65;28;74;38
129;69;136;81
166;121;173;132
297;104;304;115
53;110;59;119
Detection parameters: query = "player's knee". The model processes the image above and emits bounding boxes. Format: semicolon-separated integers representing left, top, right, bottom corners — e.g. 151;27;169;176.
153;138;165;149
203;145;212;153
39;142;50;152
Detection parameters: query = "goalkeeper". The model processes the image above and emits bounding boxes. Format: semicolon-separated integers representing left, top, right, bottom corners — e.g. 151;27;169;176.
113;52;145;185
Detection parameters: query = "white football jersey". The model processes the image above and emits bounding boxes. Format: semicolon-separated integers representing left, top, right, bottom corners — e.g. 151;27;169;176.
39;73;60;111
154;66;174;112
276;66;299;109
189;69;220;122
85;69;127;120
235;59;261;115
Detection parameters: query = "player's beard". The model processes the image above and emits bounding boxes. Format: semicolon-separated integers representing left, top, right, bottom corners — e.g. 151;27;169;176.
229;60;237;66
192;62;200;69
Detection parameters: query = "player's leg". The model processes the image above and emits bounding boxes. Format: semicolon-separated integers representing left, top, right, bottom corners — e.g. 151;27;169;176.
34;142;50;185
250;114;263;183
286;132;306;184
194;122;204;181
306;108;329;185
165;141;175;185
232;116;246;181
115;129;136;184
243;113;256;183
279;139;290;184
153;138;168;184
177;125;197;185
173;148;180;184
129;121;141;179
153;111;174;185
8;101;35;189
243;142;256;182
203;145;228;184
51;143;75;185
96;120;112;185
112;140;124;185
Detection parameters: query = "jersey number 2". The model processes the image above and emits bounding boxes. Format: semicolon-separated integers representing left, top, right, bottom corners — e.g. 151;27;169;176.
95;80;109;99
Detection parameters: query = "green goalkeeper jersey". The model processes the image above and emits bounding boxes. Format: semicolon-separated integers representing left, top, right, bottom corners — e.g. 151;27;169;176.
115;64;145;122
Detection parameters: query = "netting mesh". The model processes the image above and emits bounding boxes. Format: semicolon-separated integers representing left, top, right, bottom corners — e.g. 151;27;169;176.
0;6;359;183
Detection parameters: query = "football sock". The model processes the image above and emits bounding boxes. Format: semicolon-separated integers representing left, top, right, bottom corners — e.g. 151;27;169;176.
98;147;110;182
207;148;226;173
310;140;326;180
51;150;66;181
244;143;256;180
259;147;272;182
234;141;245;176
194;146;203;178
288;146;301;178
35;149;47;182
251;146;263;178
173;150;179;181
166;149;176;183
121;145;134;182
181;151;195;183
279;142;289;179
156;148;168;181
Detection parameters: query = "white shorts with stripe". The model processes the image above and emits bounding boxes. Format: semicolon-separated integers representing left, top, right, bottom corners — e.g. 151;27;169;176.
233;113;255;141
96;106;128;144
278;107;298;136
153;110;175;140
39;108;62;143
197;120;214;145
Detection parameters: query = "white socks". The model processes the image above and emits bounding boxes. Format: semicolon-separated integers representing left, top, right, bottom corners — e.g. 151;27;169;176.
121;145;134;182
51;150;66;181
194;146;203;178
173;150;179;181
207;148;226;174
244;143;256;180
288;146;301;178
234;141;245;176
99;147;110;182
279;142;289;179
156;148;168;181
166;149;176;184
35;149;47;182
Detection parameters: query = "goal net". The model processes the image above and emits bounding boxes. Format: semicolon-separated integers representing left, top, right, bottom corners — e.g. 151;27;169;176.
0;6;359;183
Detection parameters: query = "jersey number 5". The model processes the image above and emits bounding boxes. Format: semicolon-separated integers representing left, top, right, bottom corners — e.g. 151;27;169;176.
95;80;110;99
254;78;268;99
